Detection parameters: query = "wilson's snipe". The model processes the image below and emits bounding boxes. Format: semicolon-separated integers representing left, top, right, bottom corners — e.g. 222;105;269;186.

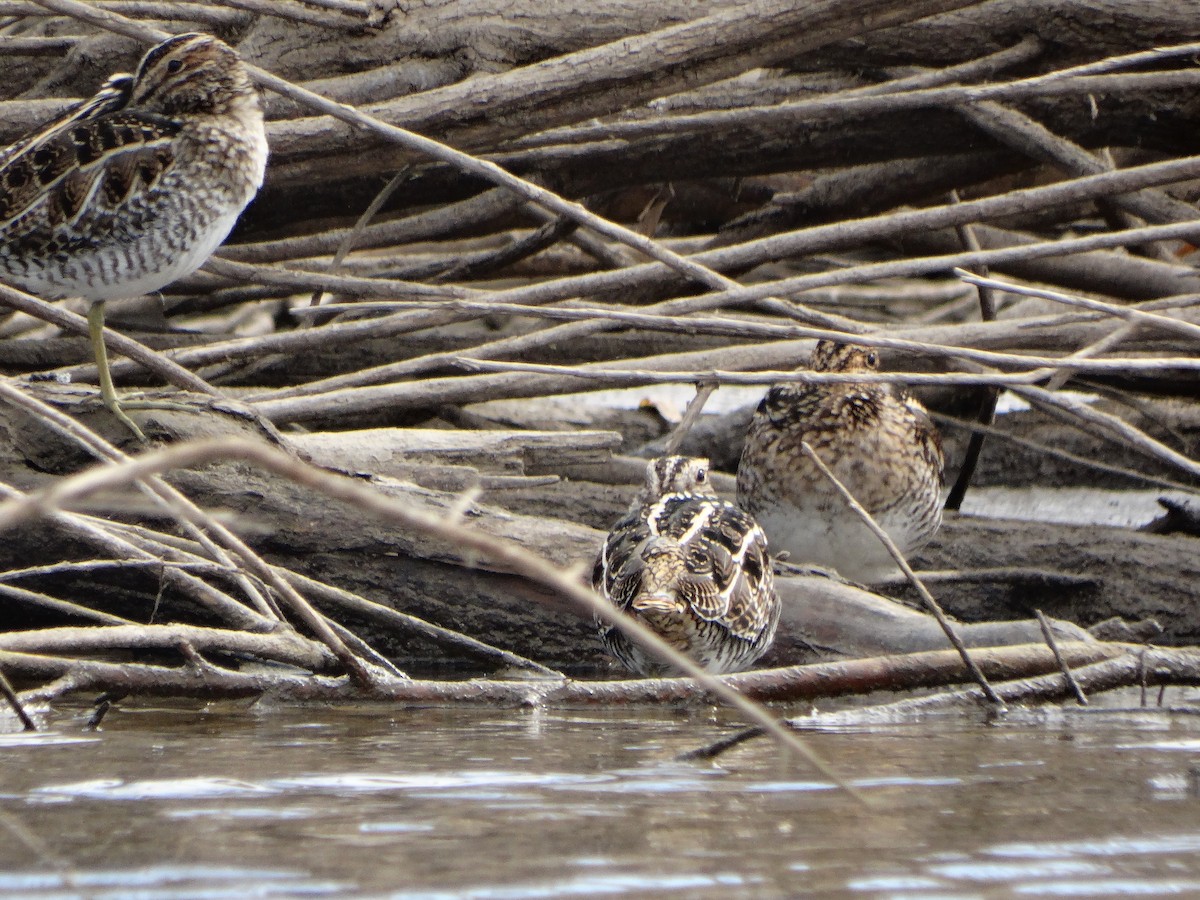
736;340;945;582
593;456;781;676
0;33;268;439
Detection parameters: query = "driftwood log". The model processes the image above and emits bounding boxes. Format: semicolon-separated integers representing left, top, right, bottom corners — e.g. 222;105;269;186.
0;389;1151;674
0;1;1197;717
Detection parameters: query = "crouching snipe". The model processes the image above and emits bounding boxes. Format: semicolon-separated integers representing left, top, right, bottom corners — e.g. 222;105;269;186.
593;456;781;676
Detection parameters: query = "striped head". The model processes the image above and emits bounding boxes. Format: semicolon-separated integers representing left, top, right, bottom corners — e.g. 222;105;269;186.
130;33;258;117
635;456;716;507
811;340;881;374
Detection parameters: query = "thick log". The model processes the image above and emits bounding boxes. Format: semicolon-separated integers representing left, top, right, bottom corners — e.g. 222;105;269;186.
0;396;1104;674
292;427;623;476
915;513;1200;645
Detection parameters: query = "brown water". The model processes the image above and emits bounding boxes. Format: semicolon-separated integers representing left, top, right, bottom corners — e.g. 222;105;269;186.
3;696;1200;898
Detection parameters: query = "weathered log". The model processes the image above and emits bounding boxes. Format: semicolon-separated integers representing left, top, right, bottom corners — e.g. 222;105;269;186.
915;514;1200;645
0;396;1105;674
8;641;1130;710
292;427;622;476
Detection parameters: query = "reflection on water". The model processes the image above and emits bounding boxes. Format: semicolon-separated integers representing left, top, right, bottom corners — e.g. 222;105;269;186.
2;697;1200;897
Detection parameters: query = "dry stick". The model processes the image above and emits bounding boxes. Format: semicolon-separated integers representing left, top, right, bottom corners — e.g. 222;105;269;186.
0;437;857;794
296;296;1200;375
447;355;1200;386
691;652;1141;757
795;652;1153;725
662;383;718;456
961;99;1198;229
906;310;1200;484
0;381;281;621
433;215;579;283
1043;321;1140;393
0;559;216;581
0;624;335;671
498;73;1200;189
1014;383;1200;481
101;507;562;677
0;482;270;630
292;0;369;15
222;187;522;264
311;166;411;309
204;257;480;299
262;0;991;172
0;36;79;54
936;333;1200;482
929;411;1199;496
0;383;374;684
958;271;1200;341
515;42;1200;149
949;274;1198;406
0;666;36;730
209;0;363;28
0;283;217;396
86;281;1197;414
1035;609;1088;706
0;582;134;625
702;642;1200;757
798;441;1005;708
0;1;244;23
104;508;563;676
10;641;1124;708
784;35;1042;104
571;642;1121;705
944;192;999;511
880;49;1200;235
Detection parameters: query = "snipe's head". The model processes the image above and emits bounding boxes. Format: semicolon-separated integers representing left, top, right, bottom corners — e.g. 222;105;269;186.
811;340;881;374
637;456;714;505
130;33;257;117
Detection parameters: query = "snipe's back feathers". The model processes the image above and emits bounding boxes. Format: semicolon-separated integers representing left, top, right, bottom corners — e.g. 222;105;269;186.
594;456;781;676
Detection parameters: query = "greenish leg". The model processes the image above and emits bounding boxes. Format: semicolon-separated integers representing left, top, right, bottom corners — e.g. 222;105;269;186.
87;300;147;442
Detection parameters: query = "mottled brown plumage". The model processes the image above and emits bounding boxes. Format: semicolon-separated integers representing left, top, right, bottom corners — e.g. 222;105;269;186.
736;341;944;582
593;456;780;676
0;33;267;438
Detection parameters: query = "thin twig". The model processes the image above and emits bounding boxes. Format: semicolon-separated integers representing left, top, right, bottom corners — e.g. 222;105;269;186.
662;383;717;455
798;441;1005;707
0;667;36;730
944;191;999;510
1035;609;1088;705
311;166;411;309
0;382;375;684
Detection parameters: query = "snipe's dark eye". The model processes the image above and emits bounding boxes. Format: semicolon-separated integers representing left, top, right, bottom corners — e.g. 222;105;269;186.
167;59;183;74
866;351;879;367
695;468;707;483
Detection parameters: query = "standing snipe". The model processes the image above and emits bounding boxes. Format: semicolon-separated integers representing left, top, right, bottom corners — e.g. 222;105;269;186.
593;456;781;676
0;33;268;439
736;340;945;582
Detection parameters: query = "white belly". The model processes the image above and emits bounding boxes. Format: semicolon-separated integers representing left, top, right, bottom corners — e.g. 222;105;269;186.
756;502;933;583
10;205;242;303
